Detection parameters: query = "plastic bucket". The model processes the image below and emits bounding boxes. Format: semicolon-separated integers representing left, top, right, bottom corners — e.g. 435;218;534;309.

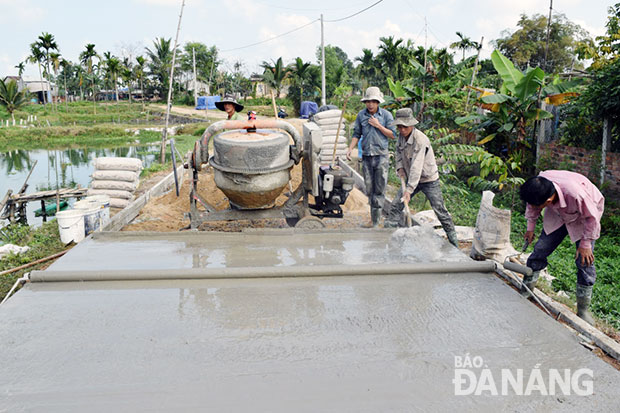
74;200;103;235
56;209;85;244
84;195;110;227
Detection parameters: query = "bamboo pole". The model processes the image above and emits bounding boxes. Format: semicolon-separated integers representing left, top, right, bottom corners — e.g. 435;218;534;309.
0;250;69;277
331;95;350;166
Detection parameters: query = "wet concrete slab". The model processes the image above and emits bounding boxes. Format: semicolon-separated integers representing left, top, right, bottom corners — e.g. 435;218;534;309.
1;229;619;411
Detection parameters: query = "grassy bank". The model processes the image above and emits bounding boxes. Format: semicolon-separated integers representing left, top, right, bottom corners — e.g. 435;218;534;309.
0;222;70;300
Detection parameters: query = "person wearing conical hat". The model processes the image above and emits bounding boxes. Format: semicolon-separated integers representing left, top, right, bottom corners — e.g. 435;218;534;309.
346;86;396;227
384;107;459;248
215;94;244;120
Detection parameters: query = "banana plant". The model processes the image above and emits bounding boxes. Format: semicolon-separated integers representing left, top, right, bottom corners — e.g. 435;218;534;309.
456;50;581;147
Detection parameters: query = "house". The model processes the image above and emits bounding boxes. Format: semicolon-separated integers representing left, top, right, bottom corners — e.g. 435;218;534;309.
249;73;289;98
23;79;56;104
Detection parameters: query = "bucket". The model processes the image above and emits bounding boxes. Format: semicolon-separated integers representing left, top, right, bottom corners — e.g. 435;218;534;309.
74;200;103;235
85;195;110;227
56;209;85;244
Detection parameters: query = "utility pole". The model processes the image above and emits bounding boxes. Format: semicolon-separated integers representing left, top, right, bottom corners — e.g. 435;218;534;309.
161;0;185;164
465;36;484;110
192;47;198;108
420;17;427;121
544;0;553;72
321;14;326;107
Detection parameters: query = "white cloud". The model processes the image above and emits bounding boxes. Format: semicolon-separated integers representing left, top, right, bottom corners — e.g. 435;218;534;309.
0;0;44;24
133;0;183;6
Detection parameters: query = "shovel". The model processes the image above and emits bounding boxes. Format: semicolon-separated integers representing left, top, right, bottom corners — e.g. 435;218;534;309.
400;176;412;227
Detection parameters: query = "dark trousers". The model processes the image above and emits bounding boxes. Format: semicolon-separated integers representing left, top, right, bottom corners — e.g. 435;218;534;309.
386;180;456;235
362;155;389;210
526;225;597;286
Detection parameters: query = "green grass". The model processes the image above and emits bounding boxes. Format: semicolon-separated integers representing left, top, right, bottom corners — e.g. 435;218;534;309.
0;222;69;300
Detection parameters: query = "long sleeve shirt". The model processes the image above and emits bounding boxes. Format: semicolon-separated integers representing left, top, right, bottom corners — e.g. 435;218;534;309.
395;128;439;194
352;108;396;156
525;170;604;249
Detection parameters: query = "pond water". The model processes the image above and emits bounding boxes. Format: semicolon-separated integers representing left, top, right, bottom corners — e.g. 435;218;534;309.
1;145;164;226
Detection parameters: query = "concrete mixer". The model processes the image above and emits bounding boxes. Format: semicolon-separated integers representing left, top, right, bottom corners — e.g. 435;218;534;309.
187;119;355;229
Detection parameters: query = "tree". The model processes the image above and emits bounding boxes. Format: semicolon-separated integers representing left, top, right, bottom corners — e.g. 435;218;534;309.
103;52;121;104
36;32;59;110
135;56;146;109
576;3;620;69
145;37;175;97
15;62;25;77
59;58;71;111
260;57;289;98
316;45;353;100
179;42;219;92
0;79;30;122
495;13;590;74
80;43;99;113
377;36;409;81
121;57;133;104
450;32;476;62
28;43;46;105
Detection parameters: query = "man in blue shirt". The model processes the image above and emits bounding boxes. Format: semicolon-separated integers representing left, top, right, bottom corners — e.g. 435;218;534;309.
347;86;396;227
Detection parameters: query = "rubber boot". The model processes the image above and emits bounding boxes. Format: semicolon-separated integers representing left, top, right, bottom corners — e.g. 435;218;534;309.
446;230;459;248
371;208;382;228
576;284;595;325
520;270;540;298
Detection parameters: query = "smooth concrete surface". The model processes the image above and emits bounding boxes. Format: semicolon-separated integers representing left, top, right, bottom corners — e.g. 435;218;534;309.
1;228;619;411
48;226;470;272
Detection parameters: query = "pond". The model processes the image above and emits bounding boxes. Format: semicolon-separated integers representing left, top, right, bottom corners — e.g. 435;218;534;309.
1;144;165;226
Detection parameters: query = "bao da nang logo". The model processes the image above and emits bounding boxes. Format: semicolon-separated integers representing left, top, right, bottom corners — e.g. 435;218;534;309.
453;354;594;396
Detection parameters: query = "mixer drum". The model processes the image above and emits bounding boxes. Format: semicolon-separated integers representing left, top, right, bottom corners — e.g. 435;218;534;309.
209;129;294;209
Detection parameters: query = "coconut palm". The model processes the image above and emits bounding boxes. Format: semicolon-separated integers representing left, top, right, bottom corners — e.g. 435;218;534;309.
28;43;46;105
80;43;99;113
450;32;476;62
288;57;311;100
260;57;289;98
36;32;59;110
145;37;174;97
0;78;30;122
121;58;133;104
59;58;71;111
377;36;410;83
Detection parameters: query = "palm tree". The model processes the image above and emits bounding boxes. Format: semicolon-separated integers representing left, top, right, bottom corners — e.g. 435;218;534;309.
377;36;410;83
0;79;30;123
450;32;475;62
288;57;311;101
59;58;71;111
37;32;59;110
121;57;133;104
145;37;174;97
260;57;289;98
28;43;46;105
354;48;378;88
15;62;26;77
80;43;99;113
103;52;121;104
135;56;146;110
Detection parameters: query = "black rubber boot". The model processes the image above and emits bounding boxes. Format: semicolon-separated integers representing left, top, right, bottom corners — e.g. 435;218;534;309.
446;231;459;248
576;284;595;325
520;270;540;298
371;208;382;228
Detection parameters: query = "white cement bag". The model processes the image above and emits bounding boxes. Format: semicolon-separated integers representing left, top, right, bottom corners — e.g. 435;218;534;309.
109;198;131;209
91;180;138;191
94;157;143;172
91;170;139;182
321;143;348;151
320;128;347;136
313;109;341;121
87;188;134;200
470;191;514;261
315;117;344;127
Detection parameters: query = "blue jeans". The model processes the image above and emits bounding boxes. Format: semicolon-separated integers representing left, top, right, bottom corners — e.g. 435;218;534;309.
362;155;389;210
526;225;597;286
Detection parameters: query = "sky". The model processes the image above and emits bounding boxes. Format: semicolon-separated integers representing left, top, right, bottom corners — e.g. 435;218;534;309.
0;0;613;80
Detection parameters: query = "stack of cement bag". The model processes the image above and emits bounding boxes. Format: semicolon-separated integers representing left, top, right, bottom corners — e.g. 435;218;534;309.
87;157;143;209
312;109;348;165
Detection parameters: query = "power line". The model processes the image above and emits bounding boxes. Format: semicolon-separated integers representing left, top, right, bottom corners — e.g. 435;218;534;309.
324;0;384;22
253;1;370;12
220;19;320;52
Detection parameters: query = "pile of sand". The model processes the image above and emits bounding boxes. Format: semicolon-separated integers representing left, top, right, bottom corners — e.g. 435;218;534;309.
123;162;369;232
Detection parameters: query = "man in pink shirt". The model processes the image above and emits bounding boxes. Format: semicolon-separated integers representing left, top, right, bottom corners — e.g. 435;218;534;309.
519;170;605;325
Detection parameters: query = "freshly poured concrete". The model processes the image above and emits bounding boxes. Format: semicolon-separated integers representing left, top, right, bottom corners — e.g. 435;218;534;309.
1;228;619;411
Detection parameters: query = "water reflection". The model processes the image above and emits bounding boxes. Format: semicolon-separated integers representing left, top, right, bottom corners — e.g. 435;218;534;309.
0;144;163;225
